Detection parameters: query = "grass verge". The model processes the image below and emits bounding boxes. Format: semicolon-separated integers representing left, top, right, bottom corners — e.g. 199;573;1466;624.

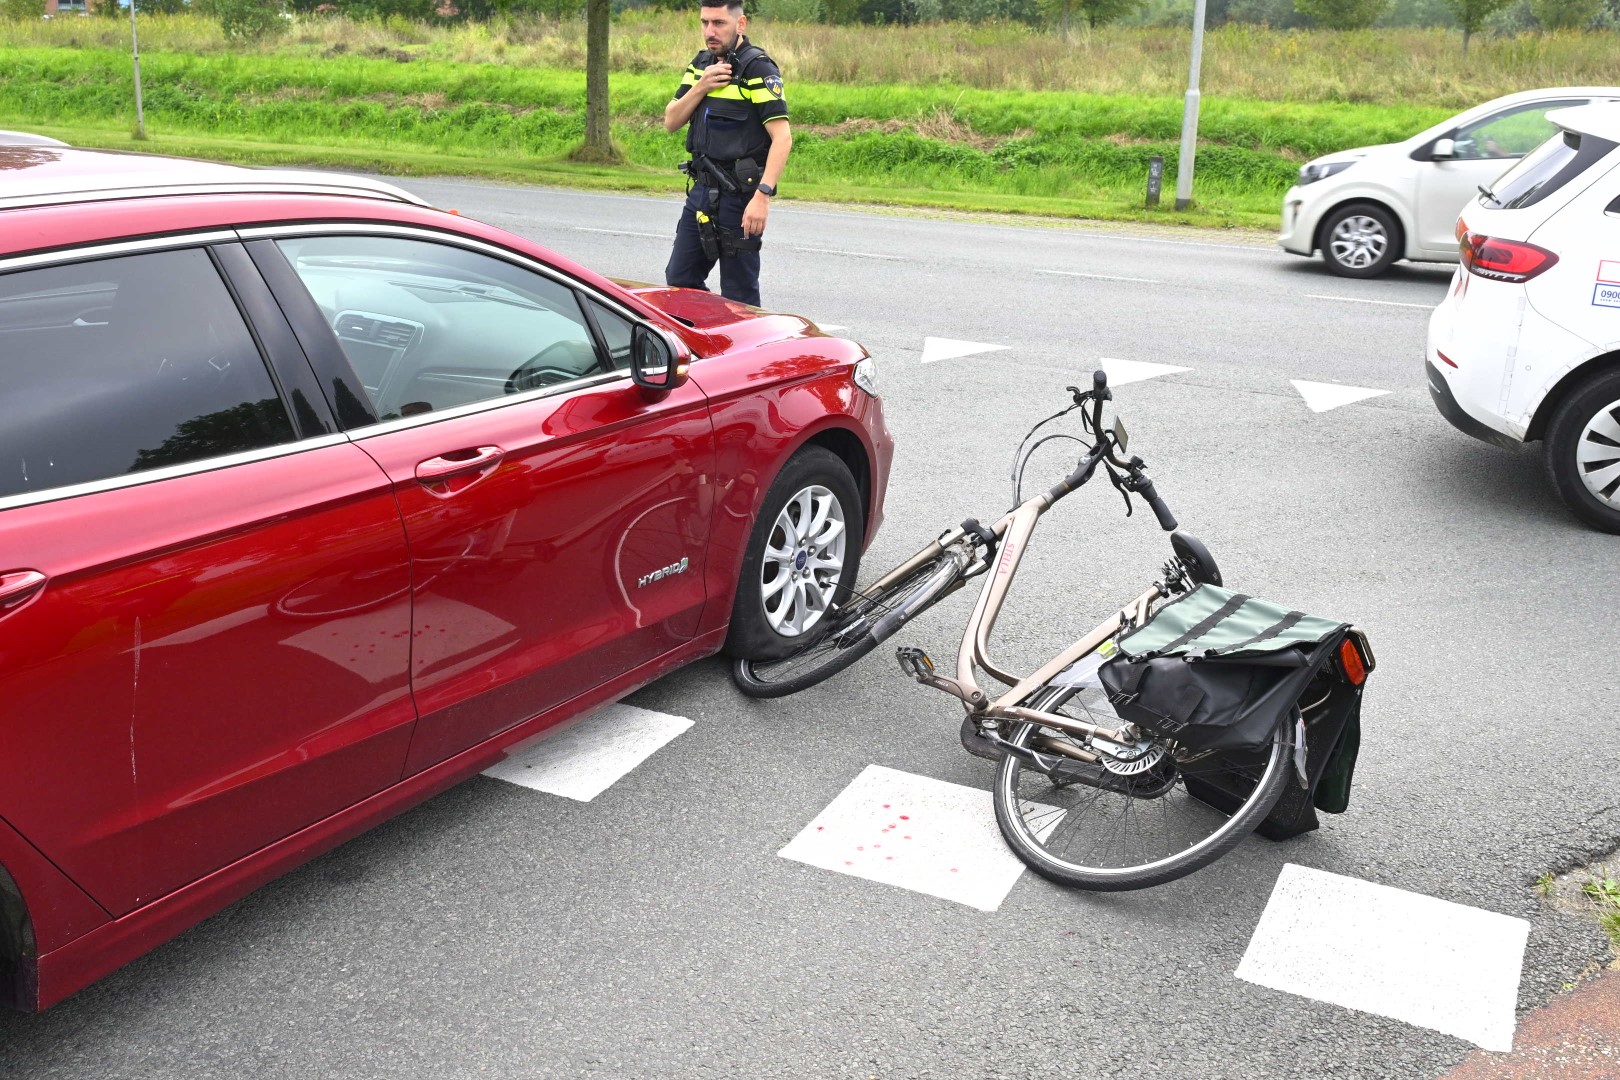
1;44;1448;230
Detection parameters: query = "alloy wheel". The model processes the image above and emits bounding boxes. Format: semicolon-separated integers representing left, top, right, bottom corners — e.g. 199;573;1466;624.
1329;215;1388;270
760;484;847;638
1576;398;1620;509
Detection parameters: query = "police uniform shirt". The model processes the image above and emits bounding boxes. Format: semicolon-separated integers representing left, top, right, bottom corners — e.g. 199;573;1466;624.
673;40;788;164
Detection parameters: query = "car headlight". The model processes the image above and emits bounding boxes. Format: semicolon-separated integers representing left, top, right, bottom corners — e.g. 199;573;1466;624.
1298;160;1355;185
853;356;878;398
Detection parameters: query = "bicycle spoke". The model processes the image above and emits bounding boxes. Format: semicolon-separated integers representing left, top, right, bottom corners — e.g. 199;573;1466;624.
997;690;1288;884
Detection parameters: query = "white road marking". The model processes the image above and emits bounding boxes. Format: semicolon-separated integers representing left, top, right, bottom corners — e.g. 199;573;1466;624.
571;227;668;240
1291;379;1392;413
1037;269;1164;284
1237;864;1529;1052
482;703;693;802
817;324;848;332
789;246;906;261
920;337;1011;364
1098;357;1191;386
1306;293;1433;310
778;764;1059;912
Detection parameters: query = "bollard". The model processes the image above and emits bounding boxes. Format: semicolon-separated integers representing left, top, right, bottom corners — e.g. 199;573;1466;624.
1146;156;1164;208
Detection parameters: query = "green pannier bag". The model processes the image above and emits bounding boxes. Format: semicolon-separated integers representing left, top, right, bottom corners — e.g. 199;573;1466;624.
1097;585;1371;839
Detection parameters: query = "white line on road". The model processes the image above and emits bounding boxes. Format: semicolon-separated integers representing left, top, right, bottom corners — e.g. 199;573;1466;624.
1306;293;1433;310
1036;269;1164;284
778;764;1060;912
789;246;907;261
1237;864;1529;1052
571;227;668;240
482;703;693;802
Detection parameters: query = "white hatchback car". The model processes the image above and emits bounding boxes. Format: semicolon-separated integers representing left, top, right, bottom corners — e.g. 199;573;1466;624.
1280;87;1620;278
1427;102;1620;532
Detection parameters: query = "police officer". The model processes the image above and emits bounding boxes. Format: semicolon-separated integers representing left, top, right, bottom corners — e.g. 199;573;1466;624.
662;0;791;308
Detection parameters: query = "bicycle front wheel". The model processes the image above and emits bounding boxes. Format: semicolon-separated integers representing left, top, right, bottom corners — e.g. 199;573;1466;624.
992;685;1292;891
731;551;960;698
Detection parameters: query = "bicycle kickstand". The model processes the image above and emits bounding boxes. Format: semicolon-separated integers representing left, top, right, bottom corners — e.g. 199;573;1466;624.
896;647;988;711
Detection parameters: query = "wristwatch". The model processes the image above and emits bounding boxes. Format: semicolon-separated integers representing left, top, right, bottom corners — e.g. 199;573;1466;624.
756;182;777;197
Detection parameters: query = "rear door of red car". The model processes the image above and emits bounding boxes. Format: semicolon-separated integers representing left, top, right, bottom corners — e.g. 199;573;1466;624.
247;229;714;773
0;238;417;916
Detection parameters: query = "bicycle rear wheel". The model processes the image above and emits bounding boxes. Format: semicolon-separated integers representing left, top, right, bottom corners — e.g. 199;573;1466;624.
992;684;1292;891
731;551;960;698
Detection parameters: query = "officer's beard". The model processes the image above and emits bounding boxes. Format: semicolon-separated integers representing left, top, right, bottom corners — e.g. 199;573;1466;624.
706;28;739;57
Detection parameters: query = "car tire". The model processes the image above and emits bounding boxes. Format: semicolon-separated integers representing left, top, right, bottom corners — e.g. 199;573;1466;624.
725;446;865;661
1544;367;1620;534
1320;203;1402;278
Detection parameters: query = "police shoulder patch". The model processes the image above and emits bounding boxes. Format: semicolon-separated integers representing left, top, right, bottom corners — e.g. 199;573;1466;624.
764;74;784;98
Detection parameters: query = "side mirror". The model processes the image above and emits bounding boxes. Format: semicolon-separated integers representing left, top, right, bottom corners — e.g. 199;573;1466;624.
1431;137;1456;160
630;325;690;394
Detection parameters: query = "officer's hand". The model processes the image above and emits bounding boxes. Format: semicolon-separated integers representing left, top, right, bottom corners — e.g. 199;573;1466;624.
697;62;732;93
743;191;769;238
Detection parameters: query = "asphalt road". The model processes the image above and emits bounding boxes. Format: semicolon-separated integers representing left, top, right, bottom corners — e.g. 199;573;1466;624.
2;183;1616;1080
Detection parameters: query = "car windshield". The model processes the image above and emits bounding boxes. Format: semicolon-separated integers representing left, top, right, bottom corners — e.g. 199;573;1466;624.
1486;129;1619;210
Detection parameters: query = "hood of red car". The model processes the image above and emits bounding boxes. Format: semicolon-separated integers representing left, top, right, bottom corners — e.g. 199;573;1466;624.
616;281;823;357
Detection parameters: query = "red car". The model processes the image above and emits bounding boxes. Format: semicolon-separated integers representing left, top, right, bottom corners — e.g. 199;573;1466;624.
0;147;891;1011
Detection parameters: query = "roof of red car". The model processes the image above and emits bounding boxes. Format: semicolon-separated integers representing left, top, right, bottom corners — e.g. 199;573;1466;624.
0;145;426;212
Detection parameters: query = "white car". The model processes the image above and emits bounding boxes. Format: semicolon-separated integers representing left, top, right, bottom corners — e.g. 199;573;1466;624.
1427;102;1620;532
1280;87;1620;278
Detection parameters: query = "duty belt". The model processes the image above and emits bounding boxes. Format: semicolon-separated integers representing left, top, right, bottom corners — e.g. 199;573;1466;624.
681;154;763;260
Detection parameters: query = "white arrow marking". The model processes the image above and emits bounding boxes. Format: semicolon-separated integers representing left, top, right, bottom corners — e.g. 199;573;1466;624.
1097;357;1190;386
920;337;1011;365
1291;379;1391;413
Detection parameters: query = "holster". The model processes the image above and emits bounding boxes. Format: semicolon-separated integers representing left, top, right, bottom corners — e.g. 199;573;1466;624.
688;160;762;258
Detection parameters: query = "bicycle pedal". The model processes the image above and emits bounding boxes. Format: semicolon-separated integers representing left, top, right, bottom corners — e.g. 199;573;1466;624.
895;646;935;678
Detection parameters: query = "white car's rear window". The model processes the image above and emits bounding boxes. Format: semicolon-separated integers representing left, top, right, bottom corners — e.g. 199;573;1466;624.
1486;130;1618;210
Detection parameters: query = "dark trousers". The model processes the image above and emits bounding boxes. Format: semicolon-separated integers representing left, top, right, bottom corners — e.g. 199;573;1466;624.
664;184;762;308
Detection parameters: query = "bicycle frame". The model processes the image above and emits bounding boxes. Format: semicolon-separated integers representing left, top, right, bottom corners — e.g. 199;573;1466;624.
876;445;1174;760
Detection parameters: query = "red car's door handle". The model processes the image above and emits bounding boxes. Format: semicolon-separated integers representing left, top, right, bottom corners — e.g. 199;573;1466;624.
0;570;46;612
416;446;505;483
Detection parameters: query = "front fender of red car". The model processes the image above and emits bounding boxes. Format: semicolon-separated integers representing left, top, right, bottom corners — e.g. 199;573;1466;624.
681;333;893;639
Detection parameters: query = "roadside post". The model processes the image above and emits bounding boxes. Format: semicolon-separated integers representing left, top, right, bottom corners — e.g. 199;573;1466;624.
1173;0;1207;210
1146;155;1164;207
129;0;146;140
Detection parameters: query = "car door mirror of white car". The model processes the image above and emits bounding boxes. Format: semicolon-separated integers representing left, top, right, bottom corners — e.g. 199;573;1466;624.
1431;138;1457;160
630;325;690;394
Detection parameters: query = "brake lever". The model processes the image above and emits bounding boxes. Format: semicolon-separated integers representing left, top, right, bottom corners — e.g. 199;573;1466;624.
1103;462;1134;517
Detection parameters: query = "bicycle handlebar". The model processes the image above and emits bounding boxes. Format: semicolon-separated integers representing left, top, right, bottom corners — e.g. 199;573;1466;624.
1128;474;1178;531
1042;369;1179;532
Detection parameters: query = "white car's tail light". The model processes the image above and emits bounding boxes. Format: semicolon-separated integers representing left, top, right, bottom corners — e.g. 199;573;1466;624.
1455;219;1560;283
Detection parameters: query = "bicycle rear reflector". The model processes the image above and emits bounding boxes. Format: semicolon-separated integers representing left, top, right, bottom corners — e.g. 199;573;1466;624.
1338;638;1368;685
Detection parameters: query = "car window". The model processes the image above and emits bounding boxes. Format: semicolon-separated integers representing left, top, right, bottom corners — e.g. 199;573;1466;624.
587;298;636;372
1488;129;1620;210
0;248;297;500
274;236;610;422
1453;100;1584;161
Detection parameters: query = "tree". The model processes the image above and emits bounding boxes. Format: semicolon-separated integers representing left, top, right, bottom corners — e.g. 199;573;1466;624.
1531;0;1599;27
1293;0;1390;27
1042;0;1140;26
1443;0;1511;49
576;0;622;163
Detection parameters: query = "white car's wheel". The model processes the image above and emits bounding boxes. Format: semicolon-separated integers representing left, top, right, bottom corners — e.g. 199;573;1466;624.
1546;368;1620;534
1321;204;1401;279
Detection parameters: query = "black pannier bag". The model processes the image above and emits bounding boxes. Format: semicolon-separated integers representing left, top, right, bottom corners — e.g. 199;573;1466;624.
1097;585;1372;840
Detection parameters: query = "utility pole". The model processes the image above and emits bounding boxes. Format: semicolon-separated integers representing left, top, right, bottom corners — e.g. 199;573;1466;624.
1173;0;1207;211
129;0;146;140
